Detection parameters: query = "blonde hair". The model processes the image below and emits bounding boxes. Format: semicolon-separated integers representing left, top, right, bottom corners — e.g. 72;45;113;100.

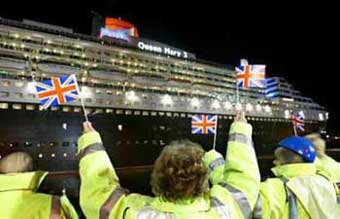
150;140;209;201
305;133;326;157
0;152;33;173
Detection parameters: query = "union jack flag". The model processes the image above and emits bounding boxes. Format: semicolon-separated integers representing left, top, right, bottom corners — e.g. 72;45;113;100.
191;114;217;135
35;74;79;109
292;112;305;132
235;64;266;88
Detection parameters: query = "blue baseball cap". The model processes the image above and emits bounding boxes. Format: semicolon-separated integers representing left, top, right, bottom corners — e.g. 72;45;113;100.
278;136;316;162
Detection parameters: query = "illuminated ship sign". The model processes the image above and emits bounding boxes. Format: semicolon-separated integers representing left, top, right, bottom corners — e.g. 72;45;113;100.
99;27;131;41
136;40;193;59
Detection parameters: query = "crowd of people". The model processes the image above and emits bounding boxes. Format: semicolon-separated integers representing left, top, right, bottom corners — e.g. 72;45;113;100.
0;111;340;219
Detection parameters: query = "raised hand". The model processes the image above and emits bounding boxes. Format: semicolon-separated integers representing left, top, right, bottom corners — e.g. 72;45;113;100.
83;121;95;133
234;111;247;123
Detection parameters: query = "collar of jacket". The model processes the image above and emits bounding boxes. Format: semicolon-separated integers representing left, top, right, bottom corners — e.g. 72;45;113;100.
0;171;48;192
271;163;316;178
150;195;210;213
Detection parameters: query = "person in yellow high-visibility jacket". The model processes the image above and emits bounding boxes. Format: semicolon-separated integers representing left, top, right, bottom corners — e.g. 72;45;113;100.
0;152;78;219
77;112;260;219
305;132;340;211
305;133;340;183
252;136;340;219
208;134;340;218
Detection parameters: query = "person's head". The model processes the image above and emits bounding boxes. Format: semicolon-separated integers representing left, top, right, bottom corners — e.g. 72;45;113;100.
305;133;326;158
150;140;209;201
0;152;33;174
273;136;316;166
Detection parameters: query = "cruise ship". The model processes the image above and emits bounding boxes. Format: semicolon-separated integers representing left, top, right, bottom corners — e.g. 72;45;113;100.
0;16;330;213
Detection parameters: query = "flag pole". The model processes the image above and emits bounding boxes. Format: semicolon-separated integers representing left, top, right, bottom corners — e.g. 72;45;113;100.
293;124;297;136
236;82;240;104
235;75;240;118
80;96;89;122
213;116;218;150
292;118;297;136
74;74;89;122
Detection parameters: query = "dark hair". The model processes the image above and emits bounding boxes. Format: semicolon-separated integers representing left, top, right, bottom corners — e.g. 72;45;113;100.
150;140;209;201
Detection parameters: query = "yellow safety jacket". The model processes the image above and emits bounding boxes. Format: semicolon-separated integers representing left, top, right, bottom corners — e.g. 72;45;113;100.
255;164;340;219
77;121;260;219
315;155;340;183
315;155;340;212
0;171;78;219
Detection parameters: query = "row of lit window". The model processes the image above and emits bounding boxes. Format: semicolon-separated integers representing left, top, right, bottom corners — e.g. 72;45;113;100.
0;80;25;87
1;82;264;108
0;141;77;148
0;81;323;117
169;69;233;83
0;102;319;123
2;40;154;71
0;42;34;53
3;30;229;80
0;82;257;103
1;34;231;79
0;152;72;159
0;75;261;102
0;42;146;74
2;138;236;150
115;140;166;146
0;74;250;102
0;63;318;114
0;37;84;56
1;91;35;99
0;87;267;110
37;152;71;159
94;63;230;85
2;33;84;52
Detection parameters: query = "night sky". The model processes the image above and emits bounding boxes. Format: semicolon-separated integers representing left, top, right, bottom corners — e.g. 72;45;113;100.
1;1;338;133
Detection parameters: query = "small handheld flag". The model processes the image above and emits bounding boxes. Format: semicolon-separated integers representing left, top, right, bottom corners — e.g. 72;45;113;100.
35;74;89;121
236;64;266;88
35;74;79;109
235;59;266;106
191;114;217;135
292;112;305;135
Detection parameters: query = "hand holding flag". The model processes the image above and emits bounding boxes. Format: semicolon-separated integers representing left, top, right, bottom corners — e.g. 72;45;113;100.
234;111;247;123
